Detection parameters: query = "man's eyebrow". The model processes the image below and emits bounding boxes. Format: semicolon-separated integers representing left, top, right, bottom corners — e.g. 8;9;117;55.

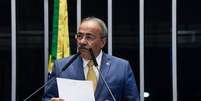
85;33;94;35
77;32;82;34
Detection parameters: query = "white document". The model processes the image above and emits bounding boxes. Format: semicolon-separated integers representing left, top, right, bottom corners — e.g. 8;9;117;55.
56;78;95;101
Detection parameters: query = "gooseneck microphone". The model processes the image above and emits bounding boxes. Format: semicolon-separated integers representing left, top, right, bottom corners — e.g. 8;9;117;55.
61;52;80;71
23;52;80;101
89;48;98;66
89;48;117;101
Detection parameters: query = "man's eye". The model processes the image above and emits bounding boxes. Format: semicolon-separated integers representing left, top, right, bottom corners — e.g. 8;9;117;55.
77;34;83;38
86;36;93;39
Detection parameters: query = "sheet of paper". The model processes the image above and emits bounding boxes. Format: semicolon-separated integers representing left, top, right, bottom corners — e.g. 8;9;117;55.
56;78;95;101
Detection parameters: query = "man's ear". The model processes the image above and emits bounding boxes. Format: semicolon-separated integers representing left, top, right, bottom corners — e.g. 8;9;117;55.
101;37;107;48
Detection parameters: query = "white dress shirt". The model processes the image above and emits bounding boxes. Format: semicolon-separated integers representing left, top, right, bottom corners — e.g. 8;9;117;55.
82;50;103;81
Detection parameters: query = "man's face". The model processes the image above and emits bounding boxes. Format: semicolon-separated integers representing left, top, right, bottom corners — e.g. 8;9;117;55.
76;20;106;60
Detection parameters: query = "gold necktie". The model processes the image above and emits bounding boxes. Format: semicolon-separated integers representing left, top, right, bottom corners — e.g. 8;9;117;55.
87;60;97;92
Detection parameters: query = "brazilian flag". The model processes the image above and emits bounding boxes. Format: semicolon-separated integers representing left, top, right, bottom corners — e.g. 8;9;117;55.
48;0;70;73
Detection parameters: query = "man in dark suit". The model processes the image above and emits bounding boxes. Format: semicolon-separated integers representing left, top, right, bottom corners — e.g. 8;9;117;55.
43;17;139;101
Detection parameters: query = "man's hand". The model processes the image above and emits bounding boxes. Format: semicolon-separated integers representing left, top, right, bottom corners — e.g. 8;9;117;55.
50;98;64;101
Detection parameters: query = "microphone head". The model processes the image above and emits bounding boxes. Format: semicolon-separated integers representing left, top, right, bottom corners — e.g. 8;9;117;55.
88;48;98;67
89;48;93;51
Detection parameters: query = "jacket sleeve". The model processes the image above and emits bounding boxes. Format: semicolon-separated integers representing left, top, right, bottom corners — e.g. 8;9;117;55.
124;61;140;101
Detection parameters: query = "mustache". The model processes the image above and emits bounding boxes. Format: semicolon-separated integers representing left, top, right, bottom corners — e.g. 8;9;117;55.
78;45;90;50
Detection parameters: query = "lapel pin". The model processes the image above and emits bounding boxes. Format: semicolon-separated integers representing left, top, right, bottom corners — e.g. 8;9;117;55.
106;62;110;66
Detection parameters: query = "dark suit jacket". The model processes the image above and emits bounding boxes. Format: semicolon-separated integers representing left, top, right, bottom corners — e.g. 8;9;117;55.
43;53;139;101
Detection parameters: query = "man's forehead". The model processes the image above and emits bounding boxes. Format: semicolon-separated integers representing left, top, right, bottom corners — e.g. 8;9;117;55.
80;20;100;27
79;21;101;34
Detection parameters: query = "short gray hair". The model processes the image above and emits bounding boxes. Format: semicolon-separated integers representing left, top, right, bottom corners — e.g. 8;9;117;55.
81;17;108;37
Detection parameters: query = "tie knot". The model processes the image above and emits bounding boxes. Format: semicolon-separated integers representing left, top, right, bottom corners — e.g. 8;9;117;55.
87;60;94;68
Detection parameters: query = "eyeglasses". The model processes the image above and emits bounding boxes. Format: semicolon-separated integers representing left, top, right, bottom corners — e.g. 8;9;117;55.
75;33;97;41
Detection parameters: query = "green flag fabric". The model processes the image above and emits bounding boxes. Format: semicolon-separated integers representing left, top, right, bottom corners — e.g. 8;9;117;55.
48;0;70;73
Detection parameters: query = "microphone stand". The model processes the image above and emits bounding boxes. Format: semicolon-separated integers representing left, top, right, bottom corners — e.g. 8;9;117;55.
89;48;116;101
23;52;80;101
23;77;56;101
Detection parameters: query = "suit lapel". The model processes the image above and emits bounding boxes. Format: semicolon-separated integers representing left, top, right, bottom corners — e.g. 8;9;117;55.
95;53;111;98
70;56;85;80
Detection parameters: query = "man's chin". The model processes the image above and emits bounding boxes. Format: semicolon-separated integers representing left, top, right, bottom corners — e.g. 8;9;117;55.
79;51;91;60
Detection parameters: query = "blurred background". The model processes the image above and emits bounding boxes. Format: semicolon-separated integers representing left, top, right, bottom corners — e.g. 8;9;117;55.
0;0;201;101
